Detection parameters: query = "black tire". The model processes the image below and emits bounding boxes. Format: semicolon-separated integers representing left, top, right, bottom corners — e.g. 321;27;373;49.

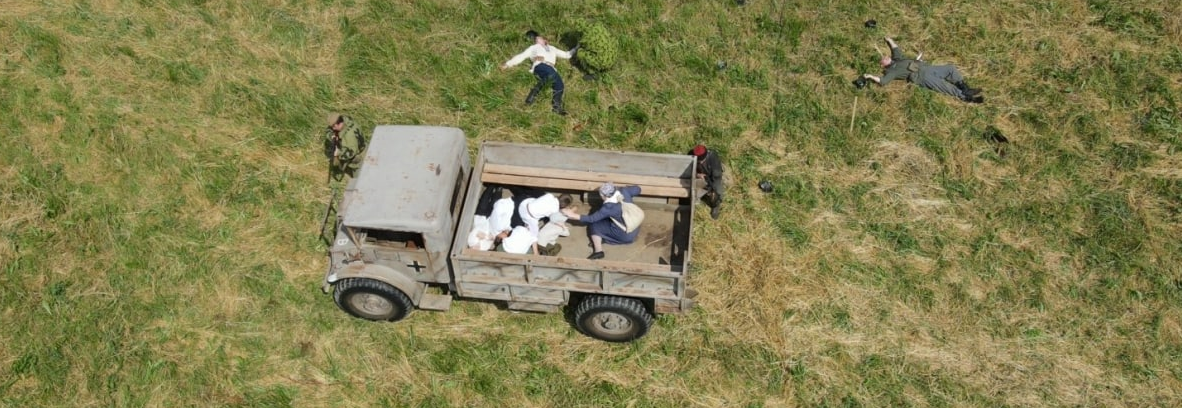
573;296;654;342
333;278;413;322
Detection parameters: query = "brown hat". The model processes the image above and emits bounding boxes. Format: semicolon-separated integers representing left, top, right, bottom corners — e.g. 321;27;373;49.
325;112;342;127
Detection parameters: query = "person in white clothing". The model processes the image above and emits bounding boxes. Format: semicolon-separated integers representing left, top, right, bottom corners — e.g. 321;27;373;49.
499;226;536;254
467;215;495;251
487;197;515;237
518;193;561;255
500;30;574;115
536;193;574;248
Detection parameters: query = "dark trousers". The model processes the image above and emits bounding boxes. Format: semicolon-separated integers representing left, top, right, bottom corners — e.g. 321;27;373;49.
474;185;504;217
530;64;565;107
918;65;967;99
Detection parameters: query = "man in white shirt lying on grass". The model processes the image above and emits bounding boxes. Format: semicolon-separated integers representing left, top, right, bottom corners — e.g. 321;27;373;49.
500;30;575;116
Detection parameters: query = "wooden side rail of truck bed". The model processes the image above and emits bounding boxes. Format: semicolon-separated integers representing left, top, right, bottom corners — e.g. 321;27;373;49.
480;164;691;198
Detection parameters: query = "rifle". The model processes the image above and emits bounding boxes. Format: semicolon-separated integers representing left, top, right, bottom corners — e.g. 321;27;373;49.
324;131;341;165
319;145;342;246
319;186;340;247
319;129;344;246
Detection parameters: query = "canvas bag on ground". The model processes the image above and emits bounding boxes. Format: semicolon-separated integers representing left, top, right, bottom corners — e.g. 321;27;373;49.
610;202;645;233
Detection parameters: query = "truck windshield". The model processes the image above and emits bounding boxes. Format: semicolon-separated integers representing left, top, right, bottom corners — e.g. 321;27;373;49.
358;229;425;250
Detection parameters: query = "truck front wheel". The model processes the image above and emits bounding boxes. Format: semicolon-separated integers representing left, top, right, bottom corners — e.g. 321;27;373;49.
333;278;413;322
573;296;654;342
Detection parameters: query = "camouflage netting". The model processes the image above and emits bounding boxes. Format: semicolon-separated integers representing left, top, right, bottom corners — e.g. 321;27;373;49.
573;20;618;75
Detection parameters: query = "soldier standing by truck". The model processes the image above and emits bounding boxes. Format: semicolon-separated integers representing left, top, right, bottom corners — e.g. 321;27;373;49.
323;112;367;186
318;112;368;244
690;144;725;220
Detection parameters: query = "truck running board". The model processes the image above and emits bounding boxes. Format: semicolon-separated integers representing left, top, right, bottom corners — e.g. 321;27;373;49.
418;293;453;311
508;302;561;313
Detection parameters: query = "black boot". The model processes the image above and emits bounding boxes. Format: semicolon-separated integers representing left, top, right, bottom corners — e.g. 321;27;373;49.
525;86;541;105
551;90;567;116
954;81;981;97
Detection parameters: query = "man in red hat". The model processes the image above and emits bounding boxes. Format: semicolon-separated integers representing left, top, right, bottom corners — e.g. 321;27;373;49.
689;144;725;219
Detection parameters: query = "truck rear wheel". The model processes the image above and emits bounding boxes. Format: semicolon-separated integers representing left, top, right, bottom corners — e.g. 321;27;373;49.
333;278;413;322
573;295;653;342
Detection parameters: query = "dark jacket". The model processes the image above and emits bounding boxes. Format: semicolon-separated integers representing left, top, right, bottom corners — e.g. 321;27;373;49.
691;149;725;196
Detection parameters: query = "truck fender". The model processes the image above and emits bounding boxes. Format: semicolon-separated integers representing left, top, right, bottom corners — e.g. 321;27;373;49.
327;262;423;304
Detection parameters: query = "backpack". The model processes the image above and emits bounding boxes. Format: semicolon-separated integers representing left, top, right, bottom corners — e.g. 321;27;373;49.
610;202;645;233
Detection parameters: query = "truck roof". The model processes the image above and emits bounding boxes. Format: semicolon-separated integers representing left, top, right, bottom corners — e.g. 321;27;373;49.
342;125;467;233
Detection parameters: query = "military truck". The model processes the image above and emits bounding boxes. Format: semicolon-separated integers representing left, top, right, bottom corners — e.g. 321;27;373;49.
322;125;697;342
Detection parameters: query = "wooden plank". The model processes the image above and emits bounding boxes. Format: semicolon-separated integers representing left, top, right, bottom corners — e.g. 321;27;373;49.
610;287;678;300
507;302;561;312
655;298;694;314
532;280;602;292
458;274;528;285
482;173;689;198
484;163;691;189
457;248;678;275
459;289;511;301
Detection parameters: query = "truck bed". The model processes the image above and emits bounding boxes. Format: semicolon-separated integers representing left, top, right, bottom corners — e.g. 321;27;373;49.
470;189;691;266
449;142;697;314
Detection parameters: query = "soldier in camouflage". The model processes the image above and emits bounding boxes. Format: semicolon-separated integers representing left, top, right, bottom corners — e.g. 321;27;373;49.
323;112;366;185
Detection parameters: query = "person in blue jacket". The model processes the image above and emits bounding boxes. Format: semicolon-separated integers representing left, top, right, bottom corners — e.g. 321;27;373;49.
561;183;641;259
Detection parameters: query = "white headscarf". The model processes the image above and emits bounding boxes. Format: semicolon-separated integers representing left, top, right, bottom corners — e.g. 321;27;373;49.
603;191;623;204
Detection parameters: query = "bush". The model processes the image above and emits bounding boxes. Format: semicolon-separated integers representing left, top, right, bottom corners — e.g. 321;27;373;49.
572;20;619;76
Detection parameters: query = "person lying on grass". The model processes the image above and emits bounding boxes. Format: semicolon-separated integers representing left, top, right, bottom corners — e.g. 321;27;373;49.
860;37;984;104
500;30;574;115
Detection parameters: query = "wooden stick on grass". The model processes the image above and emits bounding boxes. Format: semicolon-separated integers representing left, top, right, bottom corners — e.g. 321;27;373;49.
849;96;858;136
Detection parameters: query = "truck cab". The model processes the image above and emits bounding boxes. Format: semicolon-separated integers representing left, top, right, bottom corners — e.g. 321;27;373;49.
323;126;468;320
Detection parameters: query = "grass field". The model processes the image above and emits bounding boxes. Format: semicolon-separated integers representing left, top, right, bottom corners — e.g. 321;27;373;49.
3;0;1182;406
